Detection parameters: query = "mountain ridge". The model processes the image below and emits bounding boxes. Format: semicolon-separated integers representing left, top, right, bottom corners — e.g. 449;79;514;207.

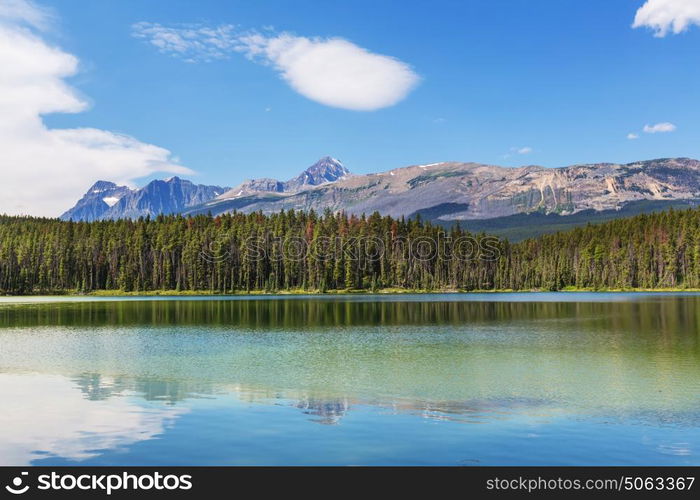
61;157;700;228
186;156;700;221
217;156;350;199
60;181;134;222
60;177;229;222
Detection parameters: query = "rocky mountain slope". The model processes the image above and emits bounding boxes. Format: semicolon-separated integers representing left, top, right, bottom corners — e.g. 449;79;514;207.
186;157;700;220
60;181;134;222
62;157;700;225
60;177;229;221
217;156;349;199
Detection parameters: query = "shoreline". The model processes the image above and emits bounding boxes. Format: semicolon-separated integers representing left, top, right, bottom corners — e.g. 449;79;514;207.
3;287;700;297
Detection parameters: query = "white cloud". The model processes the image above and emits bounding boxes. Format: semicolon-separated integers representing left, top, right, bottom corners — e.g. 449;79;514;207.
0;0;51;30
236;33;420;111
0;1;189;217
633;0;700;37
627;133;639;140
503;146;534;160
643;122;677;133
132;23;420;111
132;22;238;63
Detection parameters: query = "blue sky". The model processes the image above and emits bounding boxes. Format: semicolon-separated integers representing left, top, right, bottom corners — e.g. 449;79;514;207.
1;0;699;215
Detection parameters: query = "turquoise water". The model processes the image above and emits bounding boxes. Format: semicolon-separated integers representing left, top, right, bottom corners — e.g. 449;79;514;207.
0;293;698;465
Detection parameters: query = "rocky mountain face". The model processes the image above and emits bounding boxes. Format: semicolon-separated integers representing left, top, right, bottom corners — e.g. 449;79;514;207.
284;156;350;191
60;181;134;222
217;156;349;199
62;157;700;224
60;177;229;221
187;157;700;220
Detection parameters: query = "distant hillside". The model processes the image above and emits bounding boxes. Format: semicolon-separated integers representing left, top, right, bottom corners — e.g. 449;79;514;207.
436;199;700;241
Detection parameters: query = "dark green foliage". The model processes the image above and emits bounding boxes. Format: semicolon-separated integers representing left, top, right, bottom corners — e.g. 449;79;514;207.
497;206;700;290
1;206;700;294
0;211;497;294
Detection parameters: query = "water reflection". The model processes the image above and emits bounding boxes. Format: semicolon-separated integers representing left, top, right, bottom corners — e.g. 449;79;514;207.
68;374;561;427
1;370;698;466
296;397;351;425
1;294;699;346
72;373;214;405
0;294;699;465
0;373;186;465
0;371;562;465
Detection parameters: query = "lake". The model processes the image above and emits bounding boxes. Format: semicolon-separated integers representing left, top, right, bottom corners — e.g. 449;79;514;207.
0;293;698;466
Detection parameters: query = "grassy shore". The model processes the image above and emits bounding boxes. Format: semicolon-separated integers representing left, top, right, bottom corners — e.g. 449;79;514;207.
3;286;700;297
84;288;473;296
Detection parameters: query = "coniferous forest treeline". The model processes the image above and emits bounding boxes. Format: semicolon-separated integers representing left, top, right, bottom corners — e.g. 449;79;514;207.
0;207;698;294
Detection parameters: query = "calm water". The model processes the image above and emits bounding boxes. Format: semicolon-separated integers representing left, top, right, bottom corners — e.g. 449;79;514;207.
0;293;699;465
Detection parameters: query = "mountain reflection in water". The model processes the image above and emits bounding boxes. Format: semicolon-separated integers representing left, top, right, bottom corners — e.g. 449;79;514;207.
0;293;698;465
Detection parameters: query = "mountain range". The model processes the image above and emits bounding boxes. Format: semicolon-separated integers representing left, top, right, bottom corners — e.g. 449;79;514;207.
61;156;700;239
61;177;229;222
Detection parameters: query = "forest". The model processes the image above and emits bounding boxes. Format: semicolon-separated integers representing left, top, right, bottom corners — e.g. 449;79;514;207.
0;207;698;294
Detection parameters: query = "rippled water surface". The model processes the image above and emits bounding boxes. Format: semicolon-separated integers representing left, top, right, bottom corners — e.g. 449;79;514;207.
0;293;699;465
